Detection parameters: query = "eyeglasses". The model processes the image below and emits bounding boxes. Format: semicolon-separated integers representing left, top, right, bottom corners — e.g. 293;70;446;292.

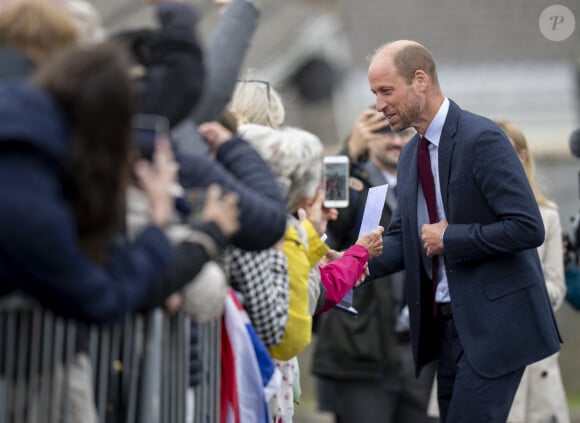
236;79;271;103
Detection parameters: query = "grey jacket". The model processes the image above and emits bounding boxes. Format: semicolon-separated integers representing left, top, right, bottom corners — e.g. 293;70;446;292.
173;0;260;156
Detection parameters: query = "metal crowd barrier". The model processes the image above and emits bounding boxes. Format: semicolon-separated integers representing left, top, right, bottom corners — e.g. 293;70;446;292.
0;295;221;423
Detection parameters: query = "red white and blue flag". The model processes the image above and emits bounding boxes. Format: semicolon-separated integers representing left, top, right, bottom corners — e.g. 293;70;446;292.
221;289;281;423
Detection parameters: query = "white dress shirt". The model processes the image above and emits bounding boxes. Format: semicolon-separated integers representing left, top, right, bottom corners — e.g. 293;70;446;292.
417;97;451;303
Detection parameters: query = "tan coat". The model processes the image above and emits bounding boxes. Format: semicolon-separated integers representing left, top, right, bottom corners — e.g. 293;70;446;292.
507;205;569;423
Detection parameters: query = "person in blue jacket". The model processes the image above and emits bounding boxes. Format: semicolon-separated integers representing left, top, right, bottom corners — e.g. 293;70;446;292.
0;42;178;324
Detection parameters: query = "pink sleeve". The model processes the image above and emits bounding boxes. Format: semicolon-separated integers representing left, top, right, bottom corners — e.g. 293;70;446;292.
317;244;369;313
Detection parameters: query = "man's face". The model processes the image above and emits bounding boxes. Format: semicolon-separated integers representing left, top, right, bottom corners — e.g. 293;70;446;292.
369;128;415;171
368;54;423;132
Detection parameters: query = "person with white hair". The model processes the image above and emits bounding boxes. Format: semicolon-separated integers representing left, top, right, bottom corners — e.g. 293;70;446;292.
224;123;383;423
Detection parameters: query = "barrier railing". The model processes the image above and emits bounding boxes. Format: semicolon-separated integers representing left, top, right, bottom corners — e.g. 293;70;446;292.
0;295;221;423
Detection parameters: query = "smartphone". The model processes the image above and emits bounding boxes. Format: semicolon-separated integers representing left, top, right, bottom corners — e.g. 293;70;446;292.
133;113;170;161
323;155;349;208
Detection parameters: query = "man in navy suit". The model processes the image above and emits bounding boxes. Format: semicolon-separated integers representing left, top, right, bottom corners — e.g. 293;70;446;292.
366;40;561;422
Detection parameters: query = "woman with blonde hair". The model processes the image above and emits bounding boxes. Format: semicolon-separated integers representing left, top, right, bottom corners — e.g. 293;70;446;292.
229;78;286;128
496;119;569;423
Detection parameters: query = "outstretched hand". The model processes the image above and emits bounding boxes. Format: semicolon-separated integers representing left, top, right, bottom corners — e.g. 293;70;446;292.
356;226;384;257
355;263;370;287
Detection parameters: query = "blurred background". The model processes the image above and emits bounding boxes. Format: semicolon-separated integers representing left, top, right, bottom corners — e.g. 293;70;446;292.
93;0;580;420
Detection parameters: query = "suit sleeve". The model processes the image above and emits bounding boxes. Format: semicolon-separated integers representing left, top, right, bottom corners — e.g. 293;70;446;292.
443;130;545;264
367;205;405;280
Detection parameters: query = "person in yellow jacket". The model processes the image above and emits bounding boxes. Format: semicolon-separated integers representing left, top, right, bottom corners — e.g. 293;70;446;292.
239;123;383;423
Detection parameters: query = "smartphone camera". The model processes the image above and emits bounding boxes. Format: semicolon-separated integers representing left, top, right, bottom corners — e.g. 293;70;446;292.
323;155;350;208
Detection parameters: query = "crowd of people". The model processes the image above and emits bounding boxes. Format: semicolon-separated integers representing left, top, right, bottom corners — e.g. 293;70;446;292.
0;0;575;422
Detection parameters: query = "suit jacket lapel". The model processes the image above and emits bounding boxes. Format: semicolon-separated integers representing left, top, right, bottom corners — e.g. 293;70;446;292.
406;133;420;236
438;100;459;218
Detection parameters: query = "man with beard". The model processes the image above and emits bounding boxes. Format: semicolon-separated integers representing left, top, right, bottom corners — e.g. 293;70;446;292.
366;40;561;422
313;110;439;423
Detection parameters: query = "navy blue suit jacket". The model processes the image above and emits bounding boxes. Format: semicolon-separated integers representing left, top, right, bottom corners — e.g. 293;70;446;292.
369;100;561;378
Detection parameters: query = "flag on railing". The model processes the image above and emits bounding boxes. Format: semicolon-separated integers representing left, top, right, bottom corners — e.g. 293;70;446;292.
221;289;281;423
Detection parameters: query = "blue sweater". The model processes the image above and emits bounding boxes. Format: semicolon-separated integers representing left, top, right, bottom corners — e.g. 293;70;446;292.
0;83;174;324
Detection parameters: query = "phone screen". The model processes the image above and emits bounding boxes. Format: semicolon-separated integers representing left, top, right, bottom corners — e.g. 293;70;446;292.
324;158;349;208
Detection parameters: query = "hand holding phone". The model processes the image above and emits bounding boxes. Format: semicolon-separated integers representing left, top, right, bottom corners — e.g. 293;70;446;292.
133;136;176;226
323;155;349;208
298;187;339;237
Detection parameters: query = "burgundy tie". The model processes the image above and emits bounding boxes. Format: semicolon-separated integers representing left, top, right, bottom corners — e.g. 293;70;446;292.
418;136;439;314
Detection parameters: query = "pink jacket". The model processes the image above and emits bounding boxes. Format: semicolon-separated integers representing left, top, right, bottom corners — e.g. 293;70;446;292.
317;244;369;313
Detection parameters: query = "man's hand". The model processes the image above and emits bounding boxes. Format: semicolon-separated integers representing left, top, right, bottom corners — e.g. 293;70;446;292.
421;220;448;257
355;263;370;287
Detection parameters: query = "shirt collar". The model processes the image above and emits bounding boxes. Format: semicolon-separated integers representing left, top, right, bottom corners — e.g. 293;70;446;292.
424;97;450;148
382;170;397;188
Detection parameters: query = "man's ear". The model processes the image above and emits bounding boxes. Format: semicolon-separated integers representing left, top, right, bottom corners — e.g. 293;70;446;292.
413;69;429;91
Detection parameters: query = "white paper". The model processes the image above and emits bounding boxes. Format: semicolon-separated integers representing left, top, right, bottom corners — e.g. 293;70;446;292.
358;184;389;237
336;183;389;314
